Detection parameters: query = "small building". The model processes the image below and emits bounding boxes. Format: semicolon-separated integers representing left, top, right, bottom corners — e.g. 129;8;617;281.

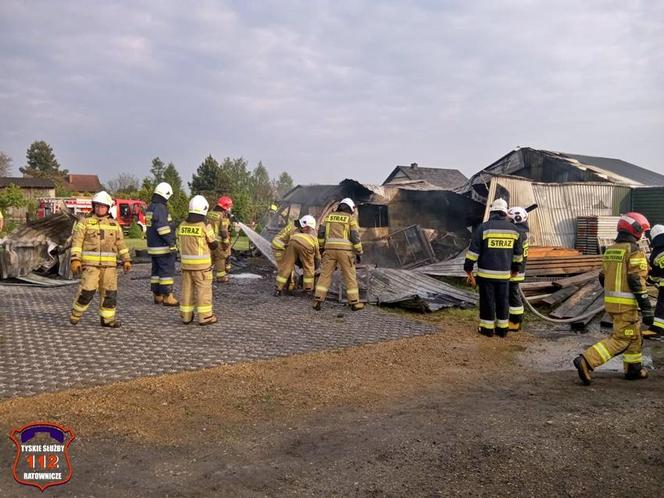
64;174;102;195
383;163;467;190
0;177;56;223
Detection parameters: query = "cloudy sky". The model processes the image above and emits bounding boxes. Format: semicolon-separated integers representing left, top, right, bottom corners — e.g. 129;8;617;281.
1;0;662;187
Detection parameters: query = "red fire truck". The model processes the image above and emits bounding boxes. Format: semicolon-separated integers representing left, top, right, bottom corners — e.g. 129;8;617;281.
37;197;147;232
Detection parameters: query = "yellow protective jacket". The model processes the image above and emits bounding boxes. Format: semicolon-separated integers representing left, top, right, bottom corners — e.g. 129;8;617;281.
602;240;648;313
70;214;131;267
207;210;231;247
291;231;321;263
272;222;295;252
317;211;363;254
177;221;216;271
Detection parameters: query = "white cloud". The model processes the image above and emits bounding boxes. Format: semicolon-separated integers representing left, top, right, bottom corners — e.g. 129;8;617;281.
0;0;662;183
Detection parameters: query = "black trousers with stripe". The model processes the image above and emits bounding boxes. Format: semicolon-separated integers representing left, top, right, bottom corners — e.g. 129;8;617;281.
478;278;509;334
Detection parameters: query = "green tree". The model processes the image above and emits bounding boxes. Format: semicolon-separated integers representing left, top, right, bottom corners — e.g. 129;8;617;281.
0;151;12;176
189;155;220;195
0;184;28;211
150;157;166;183
20;141;68;180
249;161;275;224
274;172;294;198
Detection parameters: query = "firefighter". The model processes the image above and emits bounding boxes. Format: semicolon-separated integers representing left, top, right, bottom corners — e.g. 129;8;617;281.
646;224;664;338
507;206;530;331
69;191;132;327
146;182;178;306
464;198;523;338
177;195;218;325
274;215;320;296
313;198;364;311
574;213;654;385
207;196;233;283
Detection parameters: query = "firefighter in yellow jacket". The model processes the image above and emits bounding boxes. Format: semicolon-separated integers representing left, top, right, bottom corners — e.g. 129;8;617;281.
313;198;364;311
574;212;654;384
207;196;233;283
69;191;132;327
271;218;301;291
177;195;219;325
274;215;320;296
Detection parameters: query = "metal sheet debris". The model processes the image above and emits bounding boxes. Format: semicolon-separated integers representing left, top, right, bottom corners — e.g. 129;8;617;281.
0;211;77;279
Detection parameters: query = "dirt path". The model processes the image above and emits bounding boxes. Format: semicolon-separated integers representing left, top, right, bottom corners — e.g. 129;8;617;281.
1;312;662;497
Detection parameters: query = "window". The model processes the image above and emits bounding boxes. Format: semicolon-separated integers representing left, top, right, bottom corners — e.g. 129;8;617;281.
358;204;389;228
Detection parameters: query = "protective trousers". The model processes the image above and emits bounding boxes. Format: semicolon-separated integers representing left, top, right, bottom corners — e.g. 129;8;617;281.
150;252;176;296
70;266;118;325
478;278;509;336
314;249;359;304
650;287;664;335
508;281;525;326
276;241;316;291
582;309;643;372
180;269;214;324
213;245;231;281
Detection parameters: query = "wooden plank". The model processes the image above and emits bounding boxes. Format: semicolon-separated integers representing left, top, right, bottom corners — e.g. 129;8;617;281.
571;294;605;331
520;281;557;292
526;293;554;304
526;266;601;277
541;285;578;306
550;280;603;319
552;270;601;289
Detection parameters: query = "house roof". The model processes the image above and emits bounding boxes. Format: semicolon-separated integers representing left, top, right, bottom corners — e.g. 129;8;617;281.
65;174;102;192
383;164;468;190
561;152;664;186
0;177;55;189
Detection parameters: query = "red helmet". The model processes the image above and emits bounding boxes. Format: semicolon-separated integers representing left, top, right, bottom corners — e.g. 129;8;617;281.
617;212;650;239
217;196;233;211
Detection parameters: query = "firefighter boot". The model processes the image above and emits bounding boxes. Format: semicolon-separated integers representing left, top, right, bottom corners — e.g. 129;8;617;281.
624;363;648;381
153;293;164;305
274;287;282;297
508;321;521;332
163;293;179;307
199;314;219;326
574;355;592;385
351;303;365;311
69;316;80;325
313;300;322;311
100;318;121;328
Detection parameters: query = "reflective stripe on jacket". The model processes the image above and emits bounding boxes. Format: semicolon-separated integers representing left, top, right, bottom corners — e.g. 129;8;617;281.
146;202;174;254
177;221;216;270
464;215;523;280
70;215;130;267
603;242;648;312
317;212;362;253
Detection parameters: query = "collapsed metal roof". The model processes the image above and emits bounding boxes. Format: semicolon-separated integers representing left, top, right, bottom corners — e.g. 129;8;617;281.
456;147;664;204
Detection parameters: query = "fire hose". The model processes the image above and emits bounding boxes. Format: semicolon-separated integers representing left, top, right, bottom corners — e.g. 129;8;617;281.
518;286;604;324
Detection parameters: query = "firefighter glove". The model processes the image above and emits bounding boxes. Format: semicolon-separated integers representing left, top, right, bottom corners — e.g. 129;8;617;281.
635;292;653;315
465;271;477;289
123;261;132;274
642;309;654;327
70;260;81;277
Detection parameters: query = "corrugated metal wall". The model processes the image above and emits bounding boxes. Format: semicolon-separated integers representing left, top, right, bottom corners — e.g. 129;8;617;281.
486;176;631;247
631;187;664;226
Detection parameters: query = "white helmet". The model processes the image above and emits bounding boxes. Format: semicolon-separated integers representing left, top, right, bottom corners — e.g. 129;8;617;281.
154;182;173;200
650;224;664;241
299;215;317;230
109;205;117;219
188;195;209;216
91;190;113;207
340;197;356;213
490;198;508;214
508;206;528;224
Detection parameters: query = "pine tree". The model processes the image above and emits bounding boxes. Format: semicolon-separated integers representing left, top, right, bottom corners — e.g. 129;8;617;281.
20;141;68;179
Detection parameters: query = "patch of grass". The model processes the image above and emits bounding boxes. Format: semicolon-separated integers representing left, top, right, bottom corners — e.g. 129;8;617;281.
125;238;147;251
383;305;476;324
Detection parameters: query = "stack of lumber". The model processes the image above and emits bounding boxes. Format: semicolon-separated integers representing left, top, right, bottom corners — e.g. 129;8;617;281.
526;254;603;277
575;216;619;255
523;270;604;330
